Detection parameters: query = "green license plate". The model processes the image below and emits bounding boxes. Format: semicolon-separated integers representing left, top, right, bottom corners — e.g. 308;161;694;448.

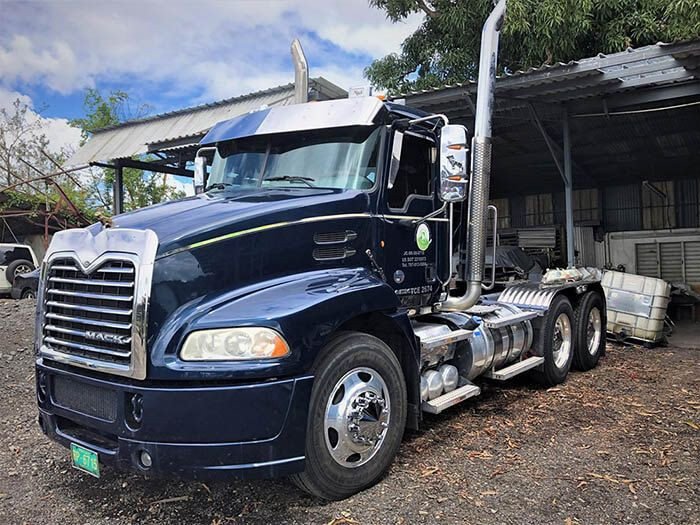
71;443;100;478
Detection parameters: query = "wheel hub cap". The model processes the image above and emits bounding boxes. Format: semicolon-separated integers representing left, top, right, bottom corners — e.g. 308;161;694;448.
552;313;572;369
587;307;602;355
324;367;390;468
347;391;388;446
15;265;31;276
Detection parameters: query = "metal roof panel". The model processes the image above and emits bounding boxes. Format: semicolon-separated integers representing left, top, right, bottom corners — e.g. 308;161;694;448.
67;78;345;166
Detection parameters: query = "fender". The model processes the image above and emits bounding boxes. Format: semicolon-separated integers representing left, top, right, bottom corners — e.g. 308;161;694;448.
148;267;418;381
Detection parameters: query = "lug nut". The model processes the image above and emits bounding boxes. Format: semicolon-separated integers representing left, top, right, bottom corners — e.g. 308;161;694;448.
139;450;152;469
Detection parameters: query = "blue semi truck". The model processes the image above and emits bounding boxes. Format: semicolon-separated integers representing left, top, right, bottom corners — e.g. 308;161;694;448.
34;0;606;500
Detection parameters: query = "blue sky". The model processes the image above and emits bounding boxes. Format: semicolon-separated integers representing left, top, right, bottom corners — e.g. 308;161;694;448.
0;1;422;153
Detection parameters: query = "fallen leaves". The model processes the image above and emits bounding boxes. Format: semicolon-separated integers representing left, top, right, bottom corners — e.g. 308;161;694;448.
420;466;440;477
327;517;359;525
684;420;699;430
149;495;191;506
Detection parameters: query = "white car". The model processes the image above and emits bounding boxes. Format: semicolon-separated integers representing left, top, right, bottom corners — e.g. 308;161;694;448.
0;243;39;294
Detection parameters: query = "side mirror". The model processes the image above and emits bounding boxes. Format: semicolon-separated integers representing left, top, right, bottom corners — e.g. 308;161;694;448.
439;124;469;202
387;131;404;189
193;156;207;195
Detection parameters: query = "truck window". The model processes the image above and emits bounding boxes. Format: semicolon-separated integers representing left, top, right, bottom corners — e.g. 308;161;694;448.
208;127;381;192
387;133;433;210
0;246;31;265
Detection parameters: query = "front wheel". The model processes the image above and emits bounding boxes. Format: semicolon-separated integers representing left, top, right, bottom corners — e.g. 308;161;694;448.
291;332;406;500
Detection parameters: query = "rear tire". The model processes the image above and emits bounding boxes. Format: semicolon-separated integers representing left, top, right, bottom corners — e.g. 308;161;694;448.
572;291;606;371
6;259;34;285
291;332;407;500
531;295;574;387
21;288;36;299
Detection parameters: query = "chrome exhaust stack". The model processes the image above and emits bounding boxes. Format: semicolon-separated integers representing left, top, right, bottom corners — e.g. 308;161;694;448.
443;0;506;311
291;39;309;104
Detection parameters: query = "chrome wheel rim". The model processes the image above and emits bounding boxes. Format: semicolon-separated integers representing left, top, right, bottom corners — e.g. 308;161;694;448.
14;264;31;277
552;313;572;369
324;367;390;468
587;307;603;356
23;290;36;299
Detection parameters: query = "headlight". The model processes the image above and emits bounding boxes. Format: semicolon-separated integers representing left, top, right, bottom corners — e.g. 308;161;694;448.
180;327;290;361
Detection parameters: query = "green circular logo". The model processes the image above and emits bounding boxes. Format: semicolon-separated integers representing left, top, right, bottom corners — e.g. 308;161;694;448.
416;223;432;251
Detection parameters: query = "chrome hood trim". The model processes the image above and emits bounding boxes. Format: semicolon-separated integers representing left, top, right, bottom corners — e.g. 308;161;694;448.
36;227;158;380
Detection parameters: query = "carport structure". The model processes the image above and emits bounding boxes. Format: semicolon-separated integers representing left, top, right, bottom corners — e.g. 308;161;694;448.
399;40;700;271
68;78;346;214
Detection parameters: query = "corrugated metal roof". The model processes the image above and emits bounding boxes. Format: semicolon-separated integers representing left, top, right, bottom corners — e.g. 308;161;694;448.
67;77;346;166
399;40;700;109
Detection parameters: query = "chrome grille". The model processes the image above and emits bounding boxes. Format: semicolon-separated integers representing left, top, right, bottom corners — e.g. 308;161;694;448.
42;258;135;368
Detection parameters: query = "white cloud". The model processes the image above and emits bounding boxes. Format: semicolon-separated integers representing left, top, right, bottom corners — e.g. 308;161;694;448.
297;4;423;57
0;1;423;102
0;36;86;95
0;87;83;154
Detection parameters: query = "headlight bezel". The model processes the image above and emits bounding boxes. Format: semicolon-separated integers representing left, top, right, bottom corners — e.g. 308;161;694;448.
179;326;290;362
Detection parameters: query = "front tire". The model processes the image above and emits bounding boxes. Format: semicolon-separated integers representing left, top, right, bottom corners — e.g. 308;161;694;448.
531;295;575;387
291;332;407;500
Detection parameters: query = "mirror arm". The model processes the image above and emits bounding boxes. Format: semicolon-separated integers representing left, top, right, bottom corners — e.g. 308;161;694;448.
409;113;449;131
195;146;217;158
194;146;217;194
412;202;447;225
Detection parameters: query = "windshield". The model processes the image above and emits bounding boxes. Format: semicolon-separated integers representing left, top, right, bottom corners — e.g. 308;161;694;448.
206;126;381;191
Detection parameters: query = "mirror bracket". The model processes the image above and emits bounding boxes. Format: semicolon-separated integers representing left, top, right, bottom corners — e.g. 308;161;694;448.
194;146;217;194
412;202;447;225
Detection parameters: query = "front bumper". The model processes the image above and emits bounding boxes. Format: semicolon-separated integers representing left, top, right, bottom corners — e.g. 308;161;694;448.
36;359;313;479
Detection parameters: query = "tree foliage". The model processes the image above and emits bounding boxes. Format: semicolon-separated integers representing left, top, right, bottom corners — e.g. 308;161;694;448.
0;99;93;224
69;89;184;214
1;89;184;224
0;99;56;187
366;0;700;93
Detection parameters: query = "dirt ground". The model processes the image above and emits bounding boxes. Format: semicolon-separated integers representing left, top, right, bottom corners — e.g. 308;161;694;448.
0;298;698;525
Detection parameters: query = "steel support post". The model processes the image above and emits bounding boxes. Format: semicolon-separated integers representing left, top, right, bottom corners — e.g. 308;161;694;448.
562;109;575;267
113;162;124;215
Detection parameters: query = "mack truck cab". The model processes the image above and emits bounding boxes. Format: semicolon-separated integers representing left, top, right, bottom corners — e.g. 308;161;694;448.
34;0;606;500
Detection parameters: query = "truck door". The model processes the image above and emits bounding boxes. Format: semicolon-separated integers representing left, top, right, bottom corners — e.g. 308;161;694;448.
380;131;449;308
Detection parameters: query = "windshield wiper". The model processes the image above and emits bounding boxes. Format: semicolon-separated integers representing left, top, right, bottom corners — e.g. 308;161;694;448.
264;176;316;188
206;182;235;191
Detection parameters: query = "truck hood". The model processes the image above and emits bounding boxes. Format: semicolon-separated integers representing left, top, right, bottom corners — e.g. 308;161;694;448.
110;188;372;257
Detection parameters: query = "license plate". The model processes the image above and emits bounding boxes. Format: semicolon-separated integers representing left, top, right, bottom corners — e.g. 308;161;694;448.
71;443;100;478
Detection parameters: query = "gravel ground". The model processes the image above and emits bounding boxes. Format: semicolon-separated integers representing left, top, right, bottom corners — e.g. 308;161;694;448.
0;298;698;525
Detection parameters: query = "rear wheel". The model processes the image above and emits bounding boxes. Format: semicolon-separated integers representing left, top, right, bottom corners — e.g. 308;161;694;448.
6;259;34;284
291;332;406;500
21;288;36;299
572;291;606;371
531;295;574;386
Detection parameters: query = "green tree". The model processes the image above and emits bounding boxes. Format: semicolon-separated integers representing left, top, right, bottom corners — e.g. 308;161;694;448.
0;98;94;225
70;89;184;214
366;0;700;93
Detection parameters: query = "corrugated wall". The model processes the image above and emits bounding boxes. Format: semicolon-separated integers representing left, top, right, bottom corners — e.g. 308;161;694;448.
604;184;641;231
676;179;699;228
498;178;699;234
573;226;597;266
